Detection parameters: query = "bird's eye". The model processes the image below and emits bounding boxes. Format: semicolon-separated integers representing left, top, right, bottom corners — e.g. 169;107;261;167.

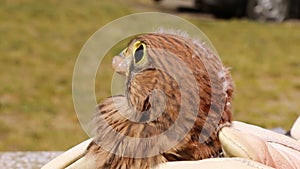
134;45;144;63
133;41;147;64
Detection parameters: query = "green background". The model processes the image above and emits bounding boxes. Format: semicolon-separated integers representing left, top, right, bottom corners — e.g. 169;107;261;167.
0;0;299;150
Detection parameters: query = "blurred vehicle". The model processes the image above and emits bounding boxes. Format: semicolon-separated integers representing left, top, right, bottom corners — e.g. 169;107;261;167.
194;0;300;22
153;0;300;22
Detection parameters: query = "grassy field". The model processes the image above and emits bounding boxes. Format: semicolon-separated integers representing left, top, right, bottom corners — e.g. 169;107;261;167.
0;0;299;151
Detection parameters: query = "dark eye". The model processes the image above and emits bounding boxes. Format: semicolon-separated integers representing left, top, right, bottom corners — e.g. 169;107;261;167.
134;45;144;64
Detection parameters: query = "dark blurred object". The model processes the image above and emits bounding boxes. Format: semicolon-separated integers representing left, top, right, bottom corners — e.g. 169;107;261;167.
194;0;246;18
194;0;300;22
153;0;300;22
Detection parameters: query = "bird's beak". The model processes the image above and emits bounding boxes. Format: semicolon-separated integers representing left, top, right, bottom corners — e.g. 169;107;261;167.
112;54;130;76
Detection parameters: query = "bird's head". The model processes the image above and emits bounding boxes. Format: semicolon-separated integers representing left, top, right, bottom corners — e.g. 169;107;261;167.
111;32;233;127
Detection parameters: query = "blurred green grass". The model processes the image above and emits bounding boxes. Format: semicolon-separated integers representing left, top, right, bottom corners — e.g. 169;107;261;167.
0;0;299;151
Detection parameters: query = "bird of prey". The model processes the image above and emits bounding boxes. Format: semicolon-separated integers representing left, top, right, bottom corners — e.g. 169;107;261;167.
83;31;234;169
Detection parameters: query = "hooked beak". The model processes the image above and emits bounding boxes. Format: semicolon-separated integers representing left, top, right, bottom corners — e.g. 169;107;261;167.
112;54;130;76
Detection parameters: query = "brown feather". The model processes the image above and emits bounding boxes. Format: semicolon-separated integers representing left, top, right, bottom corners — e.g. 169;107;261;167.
86;32;234;169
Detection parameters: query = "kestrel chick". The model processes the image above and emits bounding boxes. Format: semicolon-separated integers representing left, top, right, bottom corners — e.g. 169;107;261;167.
85;31;234;169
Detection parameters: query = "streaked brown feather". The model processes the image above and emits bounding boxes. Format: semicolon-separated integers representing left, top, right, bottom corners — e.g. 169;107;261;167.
87;32;234;169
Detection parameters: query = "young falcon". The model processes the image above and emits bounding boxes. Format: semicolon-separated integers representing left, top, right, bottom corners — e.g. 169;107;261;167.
83;31;234;169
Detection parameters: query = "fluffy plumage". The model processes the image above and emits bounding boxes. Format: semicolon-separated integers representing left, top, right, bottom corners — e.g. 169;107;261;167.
85;31;234;169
